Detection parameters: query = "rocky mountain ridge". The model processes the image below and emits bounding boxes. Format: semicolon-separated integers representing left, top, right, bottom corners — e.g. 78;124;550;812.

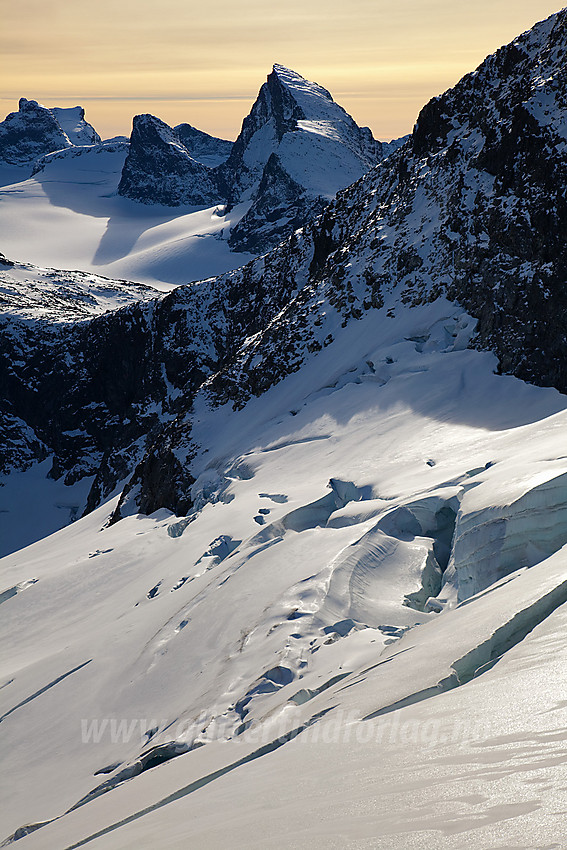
118;65;399;252
1;9;566;523
0;98;100;165
117;7;567;517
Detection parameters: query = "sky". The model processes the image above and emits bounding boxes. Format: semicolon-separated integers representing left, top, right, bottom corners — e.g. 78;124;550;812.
0;1;563;142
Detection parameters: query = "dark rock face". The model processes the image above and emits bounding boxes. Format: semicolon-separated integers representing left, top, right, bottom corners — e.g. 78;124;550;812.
174;124;232;167
0;240;307;509
118;65;395;251
227;153;328;254
118;114;224;206
0;98;71;164
124;8;567;515
4;11;567;523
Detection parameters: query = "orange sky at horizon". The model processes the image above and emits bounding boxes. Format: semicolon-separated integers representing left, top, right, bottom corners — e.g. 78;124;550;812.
1;1;563;142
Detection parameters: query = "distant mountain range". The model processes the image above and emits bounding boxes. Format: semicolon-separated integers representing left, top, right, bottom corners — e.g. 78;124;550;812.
0;67;405;255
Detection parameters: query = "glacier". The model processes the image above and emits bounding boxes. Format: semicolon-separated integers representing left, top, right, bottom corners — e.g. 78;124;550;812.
1;8;567;849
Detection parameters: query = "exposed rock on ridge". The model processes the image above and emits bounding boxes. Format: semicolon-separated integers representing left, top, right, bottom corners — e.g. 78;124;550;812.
3;10;567;522
0;240;308;508
174;123;233;167
0;98;72;164
118;65;398;251
117;114;224;206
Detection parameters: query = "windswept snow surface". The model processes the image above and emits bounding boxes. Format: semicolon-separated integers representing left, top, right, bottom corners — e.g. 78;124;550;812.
0;461;96;558
264;65;381;199
1;300;567;848
0;261;156;322
50;108;101;147
0;145;254;288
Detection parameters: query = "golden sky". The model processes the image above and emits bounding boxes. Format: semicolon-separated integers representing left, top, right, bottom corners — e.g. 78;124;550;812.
0;0;563;141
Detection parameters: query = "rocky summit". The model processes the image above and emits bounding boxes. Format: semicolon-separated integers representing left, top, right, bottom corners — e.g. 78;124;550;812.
0;98;73;164
1;10;567;525
118;65;398;252
117;113;224;206
0;99;103;166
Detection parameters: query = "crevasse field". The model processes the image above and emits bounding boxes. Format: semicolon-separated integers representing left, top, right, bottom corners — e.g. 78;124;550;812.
2;287;567;848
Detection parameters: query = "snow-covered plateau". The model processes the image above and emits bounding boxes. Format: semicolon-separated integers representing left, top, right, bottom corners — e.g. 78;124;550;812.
2;7;567;850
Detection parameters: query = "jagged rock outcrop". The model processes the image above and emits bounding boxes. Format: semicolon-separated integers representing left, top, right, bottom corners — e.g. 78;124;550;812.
122;8;567;515
118;114;223;205
174;123;233;167
0;263;154;480
0;99;102;166
118;66;399;251
0;98;72;164
3;9;567;522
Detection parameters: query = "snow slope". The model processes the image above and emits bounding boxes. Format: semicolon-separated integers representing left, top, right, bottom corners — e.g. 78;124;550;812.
1;297;567;847
50;107;101;147
0;144;253;287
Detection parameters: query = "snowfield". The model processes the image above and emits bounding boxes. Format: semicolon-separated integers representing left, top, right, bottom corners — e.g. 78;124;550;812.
0;147;254;288
1;299;567;848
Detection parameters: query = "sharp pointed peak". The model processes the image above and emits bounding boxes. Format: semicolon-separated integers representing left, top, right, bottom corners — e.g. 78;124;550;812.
268;64;334;102
270;64;313;85
272;63;298;76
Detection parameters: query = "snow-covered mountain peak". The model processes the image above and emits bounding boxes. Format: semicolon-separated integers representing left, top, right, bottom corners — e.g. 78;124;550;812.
269;63;366;135
114;5;567;521
0;98;71;165
411;6;567;157
270;63;335;109
0;98;104;172
118;113;222;206
218;64;392;251
224;64;382;196
51;105;101;146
